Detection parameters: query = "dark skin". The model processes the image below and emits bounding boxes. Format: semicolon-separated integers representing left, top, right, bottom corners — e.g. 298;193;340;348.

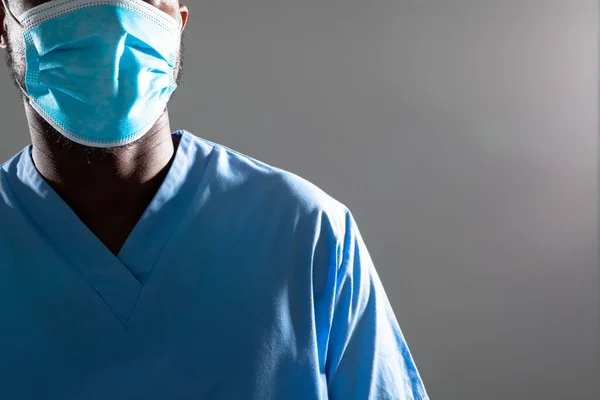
0;0;190;256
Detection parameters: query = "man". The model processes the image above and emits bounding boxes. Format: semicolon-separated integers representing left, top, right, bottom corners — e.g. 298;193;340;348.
0;0;429;399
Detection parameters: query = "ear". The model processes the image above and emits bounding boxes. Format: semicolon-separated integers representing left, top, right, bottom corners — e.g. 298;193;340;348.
0;8;7;49
179;4;189;32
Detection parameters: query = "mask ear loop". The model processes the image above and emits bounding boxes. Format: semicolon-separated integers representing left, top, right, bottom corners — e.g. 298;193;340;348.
177;13;183;31
1;0;21;27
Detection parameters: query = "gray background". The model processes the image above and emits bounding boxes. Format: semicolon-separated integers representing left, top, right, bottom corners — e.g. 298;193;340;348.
0;1;598;399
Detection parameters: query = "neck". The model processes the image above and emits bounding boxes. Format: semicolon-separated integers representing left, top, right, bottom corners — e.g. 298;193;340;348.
24;101;181;255
26;101;177;196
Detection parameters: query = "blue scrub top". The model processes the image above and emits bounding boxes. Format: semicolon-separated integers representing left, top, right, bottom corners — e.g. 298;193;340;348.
0;130;428;400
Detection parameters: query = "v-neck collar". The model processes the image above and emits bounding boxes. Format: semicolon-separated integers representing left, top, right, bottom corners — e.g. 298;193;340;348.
4;130;215;325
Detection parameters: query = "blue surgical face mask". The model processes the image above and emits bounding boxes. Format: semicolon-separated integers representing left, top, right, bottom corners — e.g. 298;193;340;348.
1;0;182;148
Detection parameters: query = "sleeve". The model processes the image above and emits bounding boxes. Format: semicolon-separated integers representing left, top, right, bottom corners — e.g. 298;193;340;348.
324;209;429;400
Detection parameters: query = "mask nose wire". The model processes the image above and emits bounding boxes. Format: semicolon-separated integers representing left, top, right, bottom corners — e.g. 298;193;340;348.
1;0;22;27
3;2;181;33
